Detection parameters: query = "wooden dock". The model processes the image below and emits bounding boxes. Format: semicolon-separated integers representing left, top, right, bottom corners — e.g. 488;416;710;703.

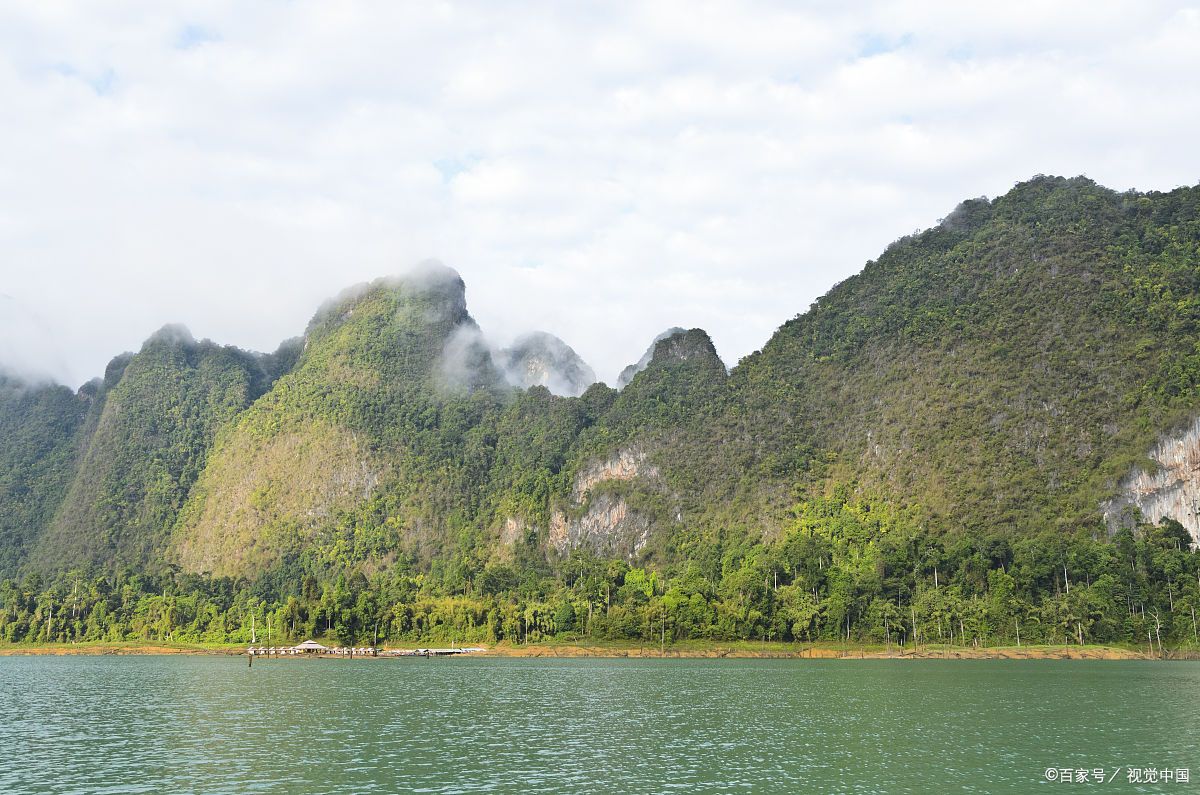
387;647;488;657
247;642;487;659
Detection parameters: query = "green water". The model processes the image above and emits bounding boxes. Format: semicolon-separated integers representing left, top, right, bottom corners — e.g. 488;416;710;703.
0;656;1197;794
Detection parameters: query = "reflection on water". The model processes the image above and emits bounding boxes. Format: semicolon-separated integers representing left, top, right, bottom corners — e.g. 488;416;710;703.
0;656;1196;794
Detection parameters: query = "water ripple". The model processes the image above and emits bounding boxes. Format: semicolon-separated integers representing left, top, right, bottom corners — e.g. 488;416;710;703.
0;657;1196;794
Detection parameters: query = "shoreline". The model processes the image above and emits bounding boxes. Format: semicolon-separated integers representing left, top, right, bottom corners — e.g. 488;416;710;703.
1;640;1191;660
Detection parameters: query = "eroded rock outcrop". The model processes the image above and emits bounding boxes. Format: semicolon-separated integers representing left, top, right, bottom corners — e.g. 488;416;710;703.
549;493;652;559
1103;417;1200;543
571;446;658;502
547;446;658;558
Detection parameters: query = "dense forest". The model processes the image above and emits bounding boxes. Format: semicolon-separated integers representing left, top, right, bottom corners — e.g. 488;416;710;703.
2;501;1196;650
2;175;1200;650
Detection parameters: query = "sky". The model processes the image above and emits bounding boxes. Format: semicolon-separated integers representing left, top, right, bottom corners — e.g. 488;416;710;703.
2;1;1199;389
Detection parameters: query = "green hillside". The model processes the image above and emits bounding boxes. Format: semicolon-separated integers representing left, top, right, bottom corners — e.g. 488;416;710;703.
171;264;511;577
0;372;92;574
2;176;1199;652
28;327;291;571
735;176;1200;532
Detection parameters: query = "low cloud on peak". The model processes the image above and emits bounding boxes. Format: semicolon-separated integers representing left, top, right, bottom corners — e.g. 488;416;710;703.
2;2;1198;387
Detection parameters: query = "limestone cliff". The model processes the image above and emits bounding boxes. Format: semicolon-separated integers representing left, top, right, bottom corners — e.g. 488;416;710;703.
547;446;659;558
1104;417;1200;543
549;493;652;559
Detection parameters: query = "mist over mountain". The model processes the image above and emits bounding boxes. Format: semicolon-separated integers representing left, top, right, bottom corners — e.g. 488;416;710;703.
498;332;597;397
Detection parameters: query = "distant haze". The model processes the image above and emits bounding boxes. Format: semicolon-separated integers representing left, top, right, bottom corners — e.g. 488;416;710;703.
1;2;1199;387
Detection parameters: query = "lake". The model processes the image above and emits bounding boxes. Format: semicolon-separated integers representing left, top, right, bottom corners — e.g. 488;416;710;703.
0;656;1197;793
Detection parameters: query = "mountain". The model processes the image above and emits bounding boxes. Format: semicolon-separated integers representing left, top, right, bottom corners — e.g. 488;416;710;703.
498;332;597;397
26;326;292;571
616;327;686;388
0;371;92;574
171;264;511;578
731;176;1200;537
2;175;1200;652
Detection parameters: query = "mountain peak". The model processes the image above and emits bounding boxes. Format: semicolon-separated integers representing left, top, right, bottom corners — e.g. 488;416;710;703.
144;323;196;348
647;328;722;370
499;331;597;397
307;261;469;336
616;327;686;388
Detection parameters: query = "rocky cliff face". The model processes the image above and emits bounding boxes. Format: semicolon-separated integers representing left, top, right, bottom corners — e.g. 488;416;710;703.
1103;416;1200;542
498;331;597;397
571;447;658;502
549;493;652;559
547;446;658;558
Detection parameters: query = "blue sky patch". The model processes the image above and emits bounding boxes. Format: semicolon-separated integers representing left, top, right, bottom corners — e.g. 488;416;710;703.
176;24;220;49
857;32;913;58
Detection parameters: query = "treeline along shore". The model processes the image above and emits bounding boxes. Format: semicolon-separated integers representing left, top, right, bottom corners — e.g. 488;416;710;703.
0;640;1184;661
2;508;1198;659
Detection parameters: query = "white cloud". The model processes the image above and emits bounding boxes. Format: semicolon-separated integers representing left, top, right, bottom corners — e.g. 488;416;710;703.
0;1;1198;387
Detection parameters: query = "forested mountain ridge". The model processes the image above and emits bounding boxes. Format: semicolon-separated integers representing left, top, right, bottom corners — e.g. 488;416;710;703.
0;371;93;574
3;175;1200;651
172;264;512;577
734;175;1200;536
27;327;296;572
